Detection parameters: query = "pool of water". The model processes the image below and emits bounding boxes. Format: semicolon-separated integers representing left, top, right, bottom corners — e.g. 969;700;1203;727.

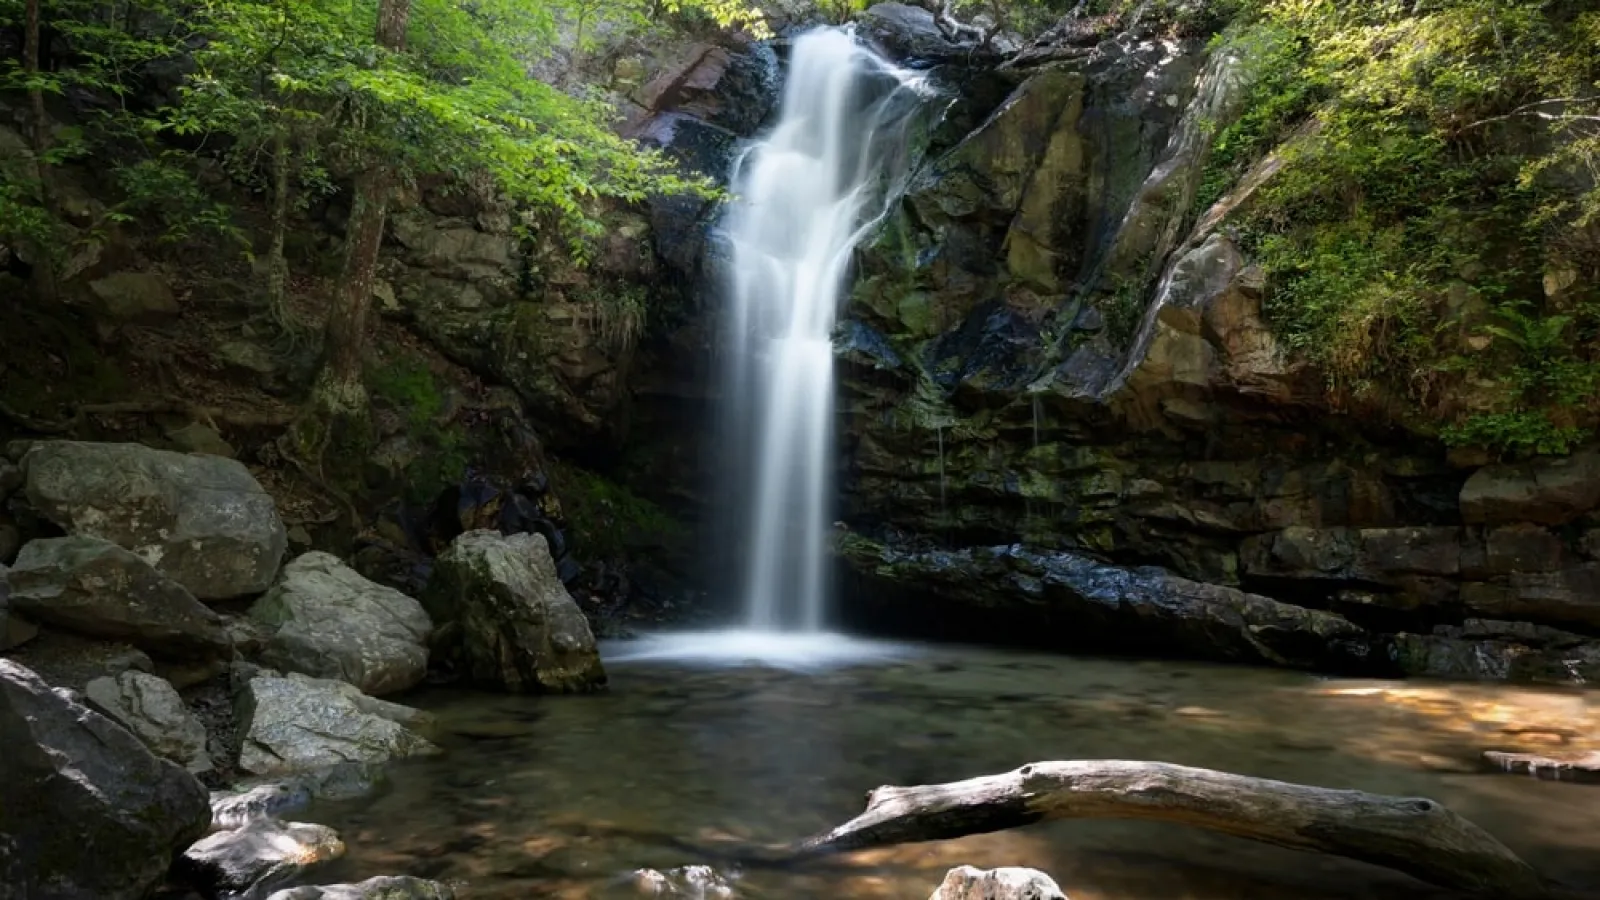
302;638;1600;899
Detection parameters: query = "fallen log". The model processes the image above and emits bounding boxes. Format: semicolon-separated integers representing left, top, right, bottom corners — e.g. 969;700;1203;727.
789;760;1550;898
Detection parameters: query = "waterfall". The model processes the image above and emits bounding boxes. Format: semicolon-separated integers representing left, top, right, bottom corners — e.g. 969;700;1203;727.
720;29;928;633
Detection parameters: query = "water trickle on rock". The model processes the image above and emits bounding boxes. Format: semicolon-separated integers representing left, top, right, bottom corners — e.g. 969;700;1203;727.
719;28;928;633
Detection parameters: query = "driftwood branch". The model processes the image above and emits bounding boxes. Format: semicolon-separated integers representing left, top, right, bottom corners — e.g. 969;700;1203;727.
788;761;1550;898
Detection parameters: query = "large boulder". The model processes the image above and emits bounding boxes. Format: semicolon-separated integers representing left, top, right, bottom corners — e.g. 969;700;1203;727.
841;534;1376;671
7;535;232;659
250;552;432;696
178;819;345;899
87;270;180;321
423;530;606;693
266;876;454;900
85;670;213;774
235;673;440;776
0;659;211;900
929;866;1069;900
22;440;288;598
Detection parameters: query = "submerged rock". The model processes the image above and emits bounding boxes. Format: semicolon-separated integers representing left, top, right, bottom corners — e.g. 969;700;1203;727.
250;552;432;696
209;762;389;830
929;866;1069;900
423;530;606;693
631;866;735;898
178;819;346;899
210;783;313;831
0;659;211;900
7;535;232;659
265;876;454;900
235;673;440;776
21;440;288;598
85;670;213;774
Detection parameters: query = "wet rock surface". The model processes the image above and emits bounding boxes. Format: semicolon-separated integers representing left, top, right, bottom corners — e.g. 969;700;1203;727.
235;672;440;776
841;533;1375;671
178;819;346;899
0;658;210;900
928;866;1069;900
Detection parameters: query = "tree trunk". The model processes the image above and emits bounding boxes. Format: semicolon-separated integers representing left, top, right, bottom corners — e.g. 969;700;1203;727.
23;0;59;302
789;761;1551;899
320;166;388;397
265;123;293;333
292;0;411;470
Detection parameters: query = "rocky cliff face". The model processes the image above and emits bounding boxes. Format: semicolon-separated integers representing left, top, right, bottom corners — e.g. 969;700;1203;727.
748;5;1600;682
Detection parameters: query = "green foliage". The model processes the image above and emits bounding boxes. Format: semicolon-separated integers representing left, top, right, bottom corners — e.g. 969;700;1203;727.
108;156;248;246
577;284;648;354
368;357;469;501
1203;0;1600;457
551;462;677;559
1101;274;1148;347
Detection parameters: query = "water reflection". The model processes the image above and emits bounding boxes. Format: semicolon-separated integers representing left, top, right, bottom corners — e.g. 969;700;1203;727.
304;645;1600;899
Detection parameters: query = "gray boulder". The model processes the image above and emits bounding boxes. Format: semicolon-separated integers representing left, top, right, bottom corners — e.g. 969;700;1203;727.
88;270;180;321
423;530;606;693
929;867;1069;900
22;440;288;598
7;535;232;658
235;673;440;776
0;659;211;900
178;819;345;899
250;552;432;696
266;876;454;900
85;670;213;774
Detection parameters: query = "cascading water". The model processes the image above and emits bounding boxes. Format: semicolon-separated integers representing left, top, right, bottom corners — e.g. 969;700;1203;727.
610;28;933;668
720;29;929;634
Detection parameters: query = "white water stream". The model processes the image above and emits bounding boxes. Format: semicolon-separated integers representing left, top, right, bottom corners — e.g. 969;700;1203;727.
720;29;927;634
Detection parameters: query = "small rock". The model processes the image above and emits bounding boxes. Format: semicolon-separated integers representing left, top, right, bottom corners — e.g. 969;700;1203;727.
265;876;454;900
178;819;345;899
287;526;314;547
88;271;180;321
250;551;433;696
8;535;232;659
235;673;440;776
166;421;237;459
85;670;213;774
632;865;735;898
210;783;312;831
928;866;1069;900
